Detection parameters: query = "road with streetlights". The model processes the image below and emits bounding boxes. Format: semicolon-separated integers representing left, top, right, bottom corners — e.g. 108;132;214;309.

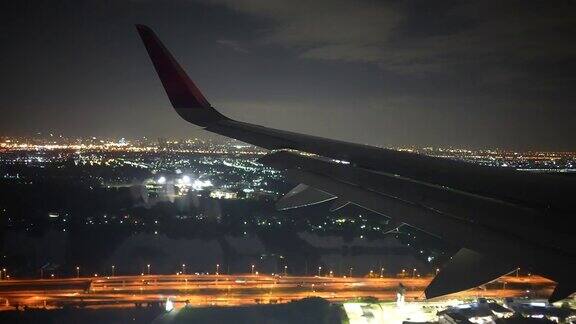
0;274;555;311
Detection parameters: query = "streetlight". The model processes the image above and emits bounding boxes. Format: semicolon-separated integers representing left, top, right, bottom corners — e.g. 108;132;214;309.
318;266;322;277
251;264;255;275
401;269;406;277
435;268;440;275
216;264;220;275
76;266;80;278
370;270;374;277
413;268;417;278
111;265;115;277
284;265;288;276
380;267;385;277
147;264;151;275
182;264;186;275
349;267;353;277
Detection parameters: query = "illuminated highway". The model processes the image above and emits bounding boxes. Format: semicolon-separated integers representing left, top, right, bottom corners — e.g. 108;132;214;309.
0;274;554;311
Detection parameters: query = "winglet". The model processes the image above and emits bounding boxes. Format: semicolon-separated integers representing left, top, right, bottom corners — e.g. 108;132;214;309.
135;24;227;127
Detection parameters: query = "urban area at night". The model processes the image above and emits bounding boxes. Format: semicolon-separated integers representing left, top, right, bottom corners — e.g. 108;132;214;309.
1;135;575;323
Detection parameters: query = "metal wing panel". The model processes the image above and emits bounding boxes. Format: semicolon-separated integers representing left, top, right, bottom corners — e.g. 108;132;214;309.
275;184;336;210
425;248;516;299
135;25;576;215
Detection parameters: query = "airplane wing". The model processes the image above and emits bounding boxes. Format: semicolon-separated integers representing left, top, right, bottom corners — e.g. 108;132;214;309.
135;25;576;301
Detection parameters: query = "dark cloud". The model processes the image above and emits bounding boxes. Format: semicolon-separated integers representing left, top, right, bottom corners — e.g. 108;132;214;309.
198;1;576;76
199;0;401;62
216;39;249;53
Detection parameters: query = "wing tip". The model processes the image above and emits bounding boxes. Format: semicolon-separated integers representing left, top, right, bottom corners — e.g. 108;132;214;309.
135;24;154;38
135;23;227;127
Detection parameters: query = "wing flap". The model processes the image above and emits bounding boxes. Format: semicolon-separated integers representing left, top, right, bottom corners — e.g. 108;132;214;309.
549;283;576;302
276;184;336;210
425;248;516;299
329;198;350;212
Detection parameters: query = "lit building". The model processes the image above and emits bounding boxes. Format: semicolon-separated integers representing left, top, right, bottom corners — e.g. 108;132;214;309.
210;190;237;199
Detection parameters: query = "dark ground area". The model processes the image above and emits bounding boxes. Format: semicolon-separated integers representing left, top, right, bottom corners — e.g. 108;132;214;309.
0;306;163;324
0;301;561;324
0;298;345;324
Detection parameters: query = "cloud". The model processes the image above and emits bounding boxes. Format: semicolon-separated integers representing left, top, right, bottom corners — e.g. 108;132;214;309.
197;0;576;80
216;39;249;53
198;0;401;57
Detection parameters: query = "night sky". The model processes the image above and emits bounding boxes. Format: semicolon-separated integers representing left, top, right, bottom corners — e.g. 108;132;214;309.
1;0;575;150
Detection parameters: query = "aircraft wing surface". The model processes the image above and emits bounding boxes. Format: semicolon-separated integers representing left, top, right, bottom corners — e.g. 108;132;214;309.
136;24;576;301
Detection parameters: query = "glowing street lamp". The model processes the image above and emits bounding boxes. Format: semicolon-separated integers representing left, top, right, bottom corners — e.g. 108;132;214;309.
284;265;288;276
76;266;80;278
380;267;385;277
413;268;417;278
111;265;115;277
349;267;353;277
435;268;440;275
147;264;151;275
182;264;186;274
216;264;220;275
318;266;322;276
251;264;255;275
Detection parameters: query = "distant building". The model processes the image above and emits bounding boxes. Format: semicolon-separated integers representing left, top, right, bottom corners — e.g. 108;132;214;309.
438;298;513;324
504;298;576;323
210;190;237;200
